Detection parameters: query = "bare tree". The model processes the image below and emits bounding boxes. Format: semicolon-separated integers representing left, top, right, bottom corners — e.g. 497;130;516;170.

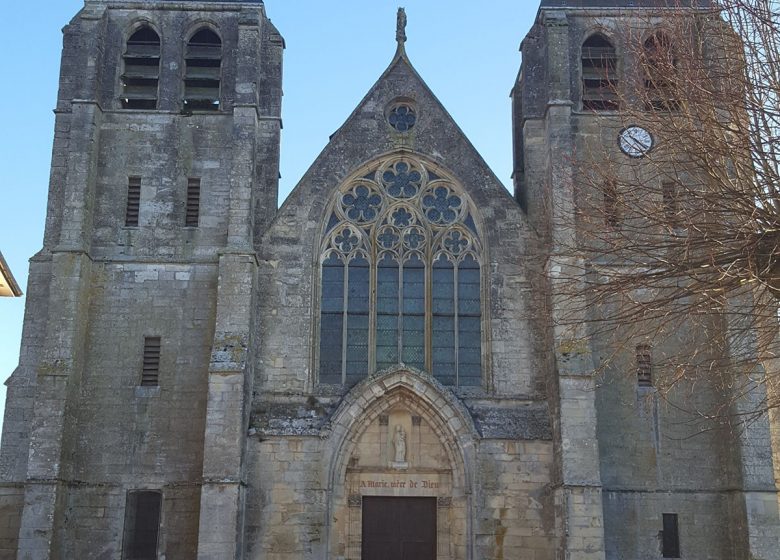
563;1;780;423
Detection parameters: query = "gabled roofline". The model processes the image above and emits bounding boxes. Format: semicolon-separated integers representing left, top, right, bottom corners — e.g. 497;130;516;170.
0;251;22;298
321;39;513;198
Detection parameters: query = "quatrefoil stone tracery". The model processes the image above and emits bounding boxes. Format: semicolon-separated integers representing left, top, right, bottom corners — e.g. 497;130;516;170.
443;231;469;254
377;227;401;249
403;227;426;250
341;184;382;223
388;105;416;132
334;228;360;253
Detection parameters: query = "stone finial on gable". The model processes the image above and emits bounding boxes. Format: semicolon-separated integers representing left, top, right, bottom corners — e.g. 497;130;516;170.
396;7;407;47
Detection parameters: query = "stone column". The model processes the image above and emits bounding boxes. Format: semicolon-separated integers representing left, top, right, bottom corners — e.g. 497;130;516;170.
542;11;607;560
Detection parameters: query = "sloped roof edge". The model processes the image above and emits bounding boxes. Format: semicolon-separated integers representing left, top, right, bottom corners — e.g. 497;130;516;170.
0;251;22;298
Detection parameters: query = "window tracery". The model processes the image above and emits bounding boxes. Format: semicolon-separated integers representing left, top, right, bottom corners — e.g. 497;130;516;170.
318;155;483;388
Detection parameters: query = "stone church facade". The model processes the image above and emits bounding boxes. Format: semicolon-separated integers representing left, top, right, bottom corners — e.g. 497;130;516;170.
1;0;778;559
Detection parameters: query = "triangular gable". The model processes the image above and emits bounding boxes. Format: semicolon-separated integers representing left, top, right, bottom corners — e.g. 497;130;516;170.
263;40;527;243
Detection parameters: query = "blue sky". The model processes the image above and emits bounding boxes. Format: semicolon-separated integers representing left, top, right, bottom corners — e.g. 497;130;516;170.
0;1;539;430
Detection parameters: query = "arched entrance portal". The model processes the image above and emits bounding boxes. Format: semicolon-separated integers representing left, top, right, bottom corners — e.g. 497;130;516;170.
323;369;478;559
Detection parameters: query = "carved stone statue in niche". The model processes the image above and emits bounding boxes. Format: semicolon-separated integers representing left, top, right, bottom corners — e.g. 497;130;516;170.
391;425;409;469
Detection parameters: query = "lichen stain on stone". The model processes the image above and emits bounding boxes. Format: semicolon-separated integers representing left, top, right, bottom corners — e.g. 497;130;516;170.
212;334;248;364
557;338;588;356
495;523;507;560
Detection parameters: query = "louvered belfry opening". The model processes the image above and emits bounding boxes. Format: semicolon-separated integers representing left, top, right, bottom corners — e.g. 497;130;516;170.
125;177;141;227
121;27;161;110
636;344;653;387
644;32;679;111
184;29;222;111
185;178;201;227
141;336;161;386
582;34;619;111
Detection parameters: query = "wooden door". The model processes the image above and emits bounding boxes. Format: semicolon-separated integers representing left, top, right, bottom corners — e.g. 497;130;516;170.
362;497;437;560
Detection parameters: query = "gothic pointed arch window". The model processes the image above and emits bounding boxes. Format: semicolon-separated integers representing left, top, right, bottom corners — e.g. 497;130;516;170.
318;156;483;388
581;33;619;111
643;31;679;111
121;26;161;110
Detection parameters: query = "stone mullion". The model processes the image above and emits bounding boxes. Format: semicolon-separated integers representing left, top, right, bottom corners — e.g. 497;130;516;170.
454;262;460;387
425;258;433;374
396;258;403;368
341;262;350;384
399;258;406;365
368;245;377;376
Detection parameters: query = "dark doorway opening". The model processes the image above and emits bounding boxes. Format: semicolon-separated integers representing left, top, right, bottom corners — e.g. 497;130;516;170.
362;496;437;560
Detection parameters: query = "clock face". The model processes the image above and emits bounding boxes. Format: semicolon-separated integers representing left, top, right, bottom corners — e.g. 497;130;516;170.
618;126;654;158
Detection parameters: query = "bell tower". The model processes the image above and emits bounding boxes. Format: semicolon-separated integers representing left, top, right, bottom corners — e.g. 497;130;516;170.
0;0;283;557
513;1;780;559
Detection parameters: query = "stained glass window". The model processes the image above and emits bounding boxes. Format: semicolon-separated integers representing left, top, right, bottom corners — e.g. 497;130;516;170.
388;105;417;132
318;155;482;387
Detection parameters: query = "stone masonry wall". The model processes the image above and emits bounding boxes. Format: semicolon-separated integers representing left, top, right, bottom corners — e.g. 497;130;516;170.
0;1;280;557
244;435;557;560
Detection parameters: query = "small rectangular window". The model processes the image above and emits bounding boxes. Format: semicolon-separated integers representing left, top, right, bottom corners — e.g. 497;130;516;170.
185;178;201;227
125;177;141;227
122;491;161;560
662;181;679;228
604;180;619;228
141;336;161;386
662;513;680;558
636;344;652;387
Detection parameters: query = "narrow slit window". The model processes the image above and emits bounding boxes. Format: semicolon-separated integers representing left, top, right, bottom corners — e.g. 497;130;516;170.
121;27;161;110
184;28;222;111
636;344;652;387
125;176;141;227
662;181;679;228
582;34;619;111
662;513;680;558
186;178;201;227
604;179;619;228
122;491;162;560
141;336;161;387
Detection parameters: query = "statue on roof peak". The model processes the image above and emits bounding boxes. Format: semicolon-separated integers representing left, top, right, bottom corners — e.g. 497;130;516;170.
396;7;407;46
